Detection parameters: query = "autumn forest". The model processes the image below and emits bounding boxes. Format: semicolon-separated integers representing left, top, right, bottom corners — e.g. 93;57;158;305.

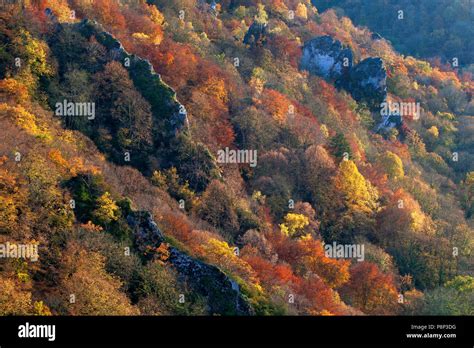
0;0;473;318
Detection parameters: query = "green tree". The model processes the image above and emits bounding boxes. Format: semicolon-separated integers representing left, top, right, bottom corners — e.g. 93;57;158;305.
421;276;474;315
94;61;153;168
166;134;220;192
329;132;352;160
50;69;94;130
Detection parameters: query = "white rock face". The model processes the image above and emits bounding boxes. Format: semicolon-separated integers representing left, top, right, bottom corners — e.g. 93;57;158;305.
300;35;353;81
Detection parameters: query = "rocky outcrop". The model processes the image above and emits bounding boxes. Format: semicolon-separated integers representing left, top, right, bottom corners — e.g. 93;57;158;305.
127;211;165;260
300;36;387;110
243;21;267;46
300;35;353;82
127;211;253;315
75;19;188;135
168;248;253;315
376;113;403;132
347;57;387;109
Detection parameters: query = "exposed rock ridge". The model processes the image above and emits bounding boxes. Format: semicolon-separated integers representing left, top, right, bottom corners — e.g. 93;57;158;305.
300;35;353;82
300;35;388;110
75;19;188;134
127;211;254;316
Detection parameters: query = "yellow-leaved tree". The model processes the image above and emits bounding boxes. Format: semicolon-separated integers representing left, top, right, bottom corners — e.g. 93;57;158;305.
379;151;404;180
331;160;379;242
295;3;308;20
279;213;309;238
0;277;51;315
92;192;120;225
62;250;138;315
334;160;378;215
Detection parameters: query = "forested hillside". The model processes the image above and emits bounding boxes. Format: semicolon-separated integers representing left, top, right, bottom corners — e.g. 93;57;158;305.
314;0;474;68
0;0;473;316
